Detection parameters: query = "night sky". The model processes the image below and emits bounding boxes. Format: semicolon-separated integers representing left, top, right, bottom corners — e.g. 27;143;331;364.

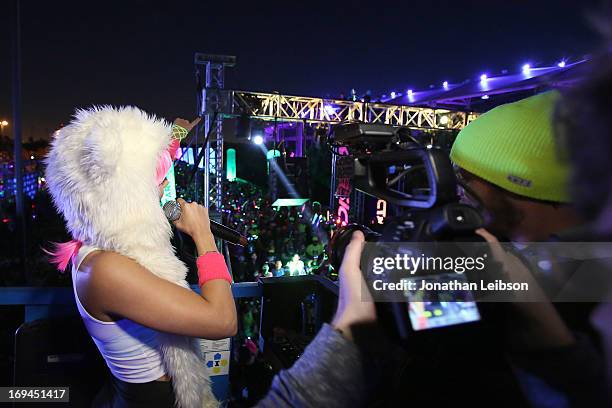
0;0;603;140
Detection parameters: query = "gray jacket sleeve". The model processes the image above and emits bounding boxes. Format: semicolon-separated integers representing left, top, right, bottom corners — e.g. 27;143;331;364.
255;323;369;408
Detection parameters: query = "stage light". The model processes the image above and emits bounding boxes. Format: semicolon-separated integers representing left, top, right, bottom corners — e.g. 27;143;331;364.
252;134;263;145
522;64;531;74
30;155;34;160
439;115;449;125
443;81;449;89
407;89;413;96
426;144;433;149
226;148;236;181
558;60;566;68
390;91;396;98
324;105;336;115
480;74;487;82
481;94;490;100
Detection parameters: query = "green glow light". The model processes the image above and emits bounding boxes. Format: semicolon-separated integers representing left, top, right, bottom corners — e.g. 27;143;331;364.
266;149;281;160
226;148;236;181
266;149;281;175
272;198;310;207
160;163;177;206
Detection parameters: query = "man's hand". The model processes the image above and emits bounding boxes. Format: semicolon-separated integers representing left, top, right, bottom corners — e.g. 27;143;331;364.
331;231;377;341
476;228;574;349
174;117;201;134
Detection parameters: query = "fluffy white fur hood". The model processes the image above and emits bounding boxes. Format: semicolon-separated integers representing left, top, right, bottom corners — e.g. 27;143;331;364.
45;106;218;408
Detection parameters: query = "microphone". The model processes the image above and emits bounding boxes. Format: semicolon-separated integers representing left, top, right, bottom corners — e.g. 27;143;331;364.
163;200;249;247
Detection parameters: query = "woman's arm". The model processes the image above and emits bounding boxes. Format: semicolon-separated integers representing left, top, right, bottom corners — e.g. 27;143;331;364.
78;198;237;339
80;240;237;339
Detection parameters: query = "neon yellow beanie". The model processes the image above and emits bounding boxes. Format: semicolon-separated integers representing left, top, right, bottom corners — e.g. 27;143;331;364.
450;91;570;203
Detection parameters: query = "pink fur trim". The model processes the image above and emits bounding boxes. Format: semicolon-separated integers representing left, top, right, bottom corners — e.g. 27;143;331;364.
155;151;172;185
168;138;181;160
43;240;83;272
154;139;181;185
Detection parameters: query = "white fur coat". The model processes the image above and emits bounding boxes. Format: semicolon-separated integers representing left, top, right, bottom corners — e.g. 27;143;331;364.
45;106;218;408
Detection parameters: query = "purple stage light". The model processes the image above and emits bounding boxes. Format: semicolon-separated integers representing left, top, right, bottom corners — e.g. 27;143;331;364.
558;60;566;68
522;64;531;74
442;81;449;89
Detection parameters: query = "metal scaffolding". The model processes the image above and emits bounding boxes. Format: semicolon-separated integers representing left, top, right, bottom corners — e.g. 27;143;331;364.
195;53;478;216
195;53;236;210
231;91;479;129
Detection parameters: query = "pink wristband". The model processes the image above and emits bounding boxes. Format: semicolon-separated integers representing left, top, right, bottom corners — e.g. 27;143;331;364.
197;252;232;286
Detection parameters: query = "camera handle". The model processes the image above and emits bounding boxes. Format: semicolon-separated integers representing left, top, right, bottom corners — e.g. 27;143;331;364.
353;148;457;208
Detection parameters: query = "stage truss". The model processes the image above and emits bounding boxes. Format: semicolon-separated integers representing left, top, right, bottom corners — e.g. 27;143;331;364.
195;53;479;216
231;91;479;129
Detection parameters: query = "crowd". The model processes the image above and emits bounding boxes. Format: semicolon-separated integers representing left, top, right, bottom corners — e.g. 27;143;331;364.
0;158;332;287
220;180;331;282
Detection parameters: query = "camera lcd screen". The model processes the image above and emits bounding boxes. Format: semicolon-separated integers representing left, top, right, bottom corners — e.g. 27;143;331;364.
402;273;481;331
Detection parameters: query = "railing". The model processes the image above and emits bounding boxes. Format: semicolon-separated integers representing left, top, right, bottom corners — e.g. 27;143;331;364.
0;282;263;401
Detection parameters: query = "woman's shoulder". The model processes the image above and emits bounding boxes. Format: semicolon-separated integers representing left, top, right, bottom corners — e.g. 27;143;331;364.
76;250;134;322
81;249;124;270
79;250;143;285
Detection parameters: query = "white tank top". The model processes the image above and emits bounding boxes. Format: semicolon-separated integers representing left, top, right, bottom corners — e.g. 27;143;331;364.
71;245;167;383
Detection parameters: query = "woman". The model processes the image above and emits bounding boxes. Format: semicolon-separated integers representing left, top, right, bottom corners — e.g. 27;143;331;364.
44;106;237;407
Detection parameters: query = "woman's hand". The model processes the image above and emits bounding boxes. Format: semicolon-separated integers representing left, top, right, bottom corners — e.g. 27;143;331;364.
332;231;377;341
172;198;211;239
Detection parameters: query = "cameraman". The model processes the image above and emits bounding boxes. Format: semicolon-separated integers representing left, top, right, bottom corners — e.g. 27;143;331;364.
255;92;608;408
451;91;610;405
451;91;581;243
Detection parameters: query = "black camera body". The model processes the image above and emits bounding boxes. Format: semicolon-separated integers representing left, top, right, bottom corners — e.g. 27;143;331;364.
325;123;529;407
328;122;487;340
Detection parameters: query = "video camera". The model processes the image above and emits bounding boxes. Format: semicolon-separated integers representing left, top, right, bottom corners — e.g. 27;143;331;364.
327;122;488;340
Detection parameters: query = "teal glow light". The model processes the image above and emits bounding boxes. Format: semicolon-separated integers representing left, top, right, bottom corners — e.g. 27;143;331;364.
160;163;177;206
266;149;281;175
226;148;236;181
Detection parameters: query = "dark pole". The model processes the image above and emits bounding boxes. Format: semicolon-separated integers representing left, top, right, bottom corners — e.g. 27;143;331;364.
11;0;27;275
